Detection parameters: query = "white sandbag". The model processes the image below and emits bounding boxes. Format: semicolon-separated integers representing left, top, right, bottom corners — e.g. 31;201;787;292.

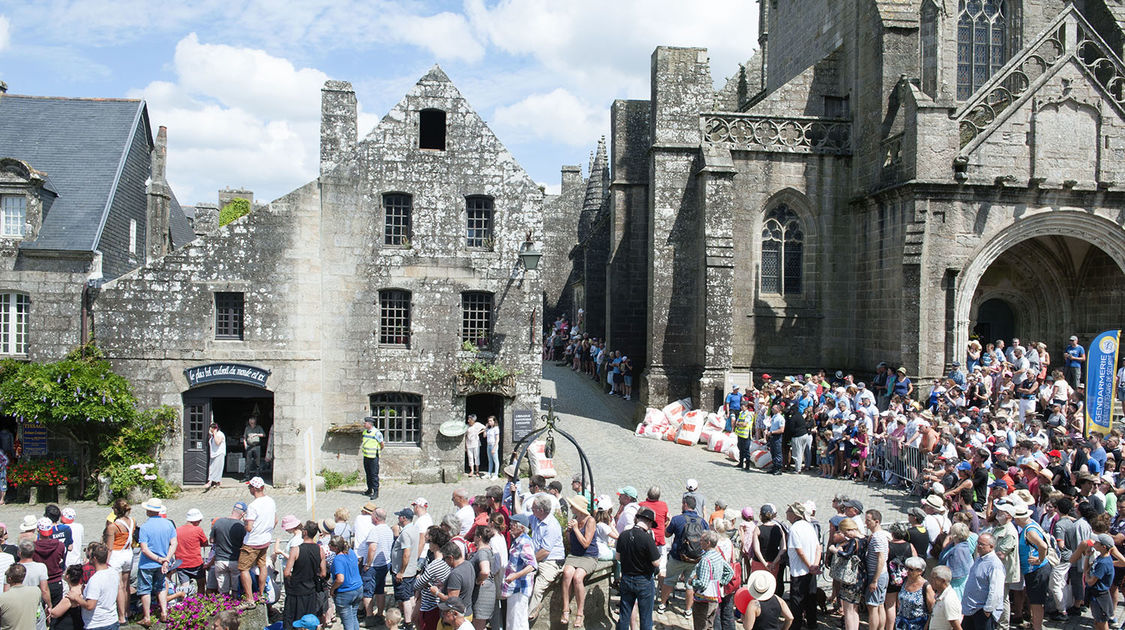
643;408;665;426
724;443;740;460
752;450;773;468
662;397;693;423
705;412;725;430
714;434;737;453
528;441;557;478
699;426;719;445
676;421;703;446
707;430;725;451
683;409;707;426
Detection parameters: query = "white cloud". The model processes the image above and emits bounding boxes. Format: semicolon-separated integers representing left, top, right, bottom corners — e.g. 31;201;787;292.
0;16;10;52
490;89;606;147
381;11;485;63
131;34;350;205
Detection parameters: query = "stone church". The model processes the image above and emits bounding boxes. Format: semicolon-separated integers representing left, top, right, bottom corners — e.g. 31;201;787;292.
553;0;1125;411
91;69;544;485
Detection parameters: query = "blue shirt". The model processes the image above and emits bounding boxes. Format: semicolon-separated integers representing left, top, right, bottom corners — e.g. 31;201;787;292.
666;510;708;559
138;518;177;569
529;514;565;561
1066;345;1085;368
1091;446;1108;471
332;550;363;593
962;552;1005;619
893;377;912;396
1090;554;1114;593
725;393;741;412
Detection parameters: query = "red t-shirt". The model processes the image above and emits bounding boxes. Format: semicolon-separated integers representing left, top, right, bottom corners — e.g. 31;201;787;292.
637;500;670;546
175;523;208;569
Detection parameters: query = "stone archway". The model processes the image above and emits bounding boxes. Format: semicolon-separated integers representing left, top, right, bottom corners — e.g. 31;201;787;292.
954;211;1125;361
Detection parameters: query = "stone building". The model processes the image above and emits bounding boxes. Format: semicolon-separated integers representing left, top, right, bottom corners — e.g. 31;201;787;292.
0;93;193;364
92;68;544;486
565;0;1125;410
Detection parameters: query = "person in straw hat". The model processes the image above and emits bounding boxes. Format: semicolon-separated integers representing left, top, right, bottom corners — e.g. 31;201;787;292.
559;495;597;627
740;569;794;630
136;498;177;626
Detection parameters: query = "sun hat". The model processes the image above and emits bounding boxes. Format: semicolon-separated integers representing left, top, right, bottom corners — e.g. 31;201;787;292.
18;515;36;533
994;500;1019;516
361;502;377;514
804;500;817;516
788;502;807;519
246;476;266;489
746;570;777;600
437;595;469;614
1014;489;1035;506
60;508;76;524
742;507;755;521
319;519;335;535
142;498;164;513
634;507;657;526
595;495;614;512
281;515;301;531
922;495;945;510
566;495;590;516
185;509;204;522
907;507;927;521
1011;502;1032;519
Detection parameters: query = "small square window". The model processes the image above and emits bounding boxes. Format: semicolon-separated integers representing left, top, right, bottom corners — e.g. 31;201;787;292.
461;291;493;347
378;289;411;347
383;194;412;246
1;196;26;238
466;196;493;249
215;292;244;340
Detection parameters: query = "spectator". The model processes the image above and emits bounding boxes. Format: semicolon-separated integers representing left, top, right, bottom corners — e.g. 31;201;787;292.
361;507;394;624
502;515;536;630
238;477;276;608
658;495;709;615
931;565;964;630
176;508;209;595
207;502;247;595
137;499;178;625
740;570;794;630
0;564;41;629
962;533;1005;630
688;531;733;630
616;507;660;630
526;495;564;621
391;507;421;625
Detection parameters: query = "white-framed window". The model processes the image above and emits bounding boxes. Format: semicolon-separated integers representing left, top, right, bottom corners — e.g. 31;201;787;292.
0;293;30;355
129;219;138;255
1;196;26;238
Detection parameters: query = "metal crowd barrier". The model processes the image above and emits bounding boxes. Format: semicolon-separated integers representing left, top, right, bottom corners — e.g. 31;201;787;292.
868;439;927;494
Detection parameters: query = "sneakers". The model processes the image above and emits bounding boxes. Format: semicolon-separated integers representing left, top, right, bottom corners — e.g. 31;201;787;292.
657;603;667;614
685;607;693;619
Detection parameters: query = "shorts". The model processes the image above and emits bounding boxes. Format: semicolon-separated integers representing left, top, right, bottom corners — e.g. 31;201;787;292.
624;376;633;387
178;566;203;581
206;559;240;593
1025;564;1050;605
1091;591;1113;622
363;564;389;598
1114;566;1125;589
866;572;889;605
564;555;598;574
237;545;270;572
663;557;698;587
393;575;416;602
466;449;479;467
136;567;166;595
109;549;133;573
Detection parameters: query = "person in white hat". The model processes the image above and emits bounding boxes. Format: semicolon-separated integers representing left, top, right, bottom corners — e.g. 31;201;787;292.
239;477;276;607
60;508;83;567
177;508;209;595
920;495;950;558
989;500;1020;630
741;570;794;630
137;498;177;625
683;479;708;520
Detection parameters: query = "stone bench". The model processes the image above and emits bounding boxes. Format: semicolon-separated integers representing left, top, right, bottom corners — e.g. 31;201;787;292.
531;559;615;630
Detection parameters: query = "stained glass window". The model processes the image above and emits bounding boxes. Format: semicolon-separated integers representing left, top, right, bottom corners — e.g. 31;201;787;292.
957;0;1008;99
761;204;804;296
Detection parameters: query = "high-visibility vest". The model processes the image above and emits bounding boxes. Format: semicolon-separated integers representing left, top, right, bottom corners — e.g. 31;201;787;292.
733;410;753;438
361;428;384;458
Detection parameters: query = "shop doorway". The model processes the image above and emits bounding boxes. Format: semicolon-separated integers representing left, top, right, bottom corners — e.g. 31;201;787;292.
465;394;504;476
182;383;274;485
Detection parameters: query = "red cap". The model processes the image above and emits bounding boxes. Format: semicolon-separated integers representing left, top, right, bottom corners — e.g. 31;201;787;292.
761;374;771;380
1048;450;1062;458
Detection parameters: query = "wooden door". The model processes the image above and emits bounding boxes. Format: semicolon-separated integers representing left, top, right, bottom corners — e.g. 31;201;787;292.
183;400;209;485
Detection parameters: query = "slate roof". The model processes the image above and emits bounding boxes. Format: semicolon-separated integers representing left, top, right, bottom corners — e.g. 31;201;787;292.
169;195;195;249
0;95;149;252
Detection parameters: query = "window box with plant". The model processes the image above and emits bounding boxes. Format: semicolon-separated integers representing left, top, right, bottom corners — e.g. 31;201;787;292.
455;345;519;397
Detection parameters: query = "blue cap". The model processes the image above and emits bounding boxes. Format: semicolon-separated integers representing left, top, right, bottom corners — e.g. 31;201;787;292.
990;479;1008;489
293;614;320;629
233;501;248;512
510;513;531;528
956;462;972;472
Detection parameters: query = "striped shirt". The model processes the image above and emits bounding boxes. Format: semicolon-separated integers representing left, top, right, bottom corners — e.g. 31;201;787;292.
415;555;451;612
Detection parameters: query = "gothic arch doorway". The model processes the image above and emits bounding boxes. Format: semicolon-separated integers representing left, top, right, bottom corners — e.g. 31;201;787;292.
955;212;1125;367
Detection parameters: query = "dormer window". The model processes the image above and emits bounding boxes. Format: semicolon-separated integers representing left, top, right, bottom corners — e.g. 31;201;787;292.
1;196;25;237
419;109;447;150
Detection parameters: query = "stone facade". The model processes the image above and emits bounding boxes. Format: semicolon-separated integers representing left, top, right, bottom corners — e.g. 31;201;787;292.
92;68;544;486
561;0;1125;410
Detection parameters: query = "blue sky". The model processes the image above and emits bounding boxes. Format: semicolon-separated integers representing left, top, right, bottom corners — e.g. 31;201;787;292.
0;1;759;205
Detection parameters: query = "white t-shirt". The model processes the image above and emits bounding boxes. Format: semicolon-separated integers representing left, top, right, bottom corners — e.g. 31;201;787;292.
615;502;639;534
83;568;120;628
787;519;819;576
0;552;13;577
486;426;500;449
465;423;486;449
931;585;963;630
456;505;474;536
923;513;951;553
415;513;434;541
354;514;373;548
21;561;47;588
244;495;277;546
64;522;85;567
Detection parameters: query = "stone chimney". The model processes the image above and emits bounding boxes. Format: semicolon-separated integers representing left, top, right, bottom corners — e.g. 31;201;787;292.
320;80;357;178
145;125;172;262
193;203;219;235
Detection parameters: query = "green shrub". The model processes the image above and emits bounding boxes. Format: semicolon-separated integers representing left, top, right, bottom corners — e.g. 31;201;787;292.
218;198;251;226
321;469;361;491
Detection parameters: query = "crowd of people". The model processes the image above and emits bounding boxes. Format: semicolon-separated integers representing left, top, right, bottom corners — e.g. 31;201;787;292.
545;325;635;401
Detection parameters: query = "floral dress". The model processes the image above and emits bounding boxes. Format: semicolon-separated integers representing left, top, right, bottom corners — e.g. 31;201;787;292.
895;581;930;630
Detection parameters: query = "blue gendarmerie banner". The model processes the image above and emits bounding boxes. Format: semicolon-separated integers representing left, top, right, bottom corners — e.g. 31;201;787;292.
184;363;271;389
1086;329;1121;436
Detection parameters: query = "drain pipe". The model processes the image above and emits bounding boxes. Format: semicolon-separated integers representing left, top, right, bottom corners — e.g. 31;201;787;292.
82;251;104;347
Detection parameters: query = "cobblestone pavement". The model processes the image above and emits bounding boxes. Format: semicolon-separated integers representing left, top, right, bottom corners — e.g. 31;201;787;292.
5;363;928;630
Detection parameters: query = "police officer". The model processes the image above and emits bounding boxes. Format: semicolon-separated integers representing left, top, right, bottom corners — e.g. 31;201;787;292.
361;417;385;498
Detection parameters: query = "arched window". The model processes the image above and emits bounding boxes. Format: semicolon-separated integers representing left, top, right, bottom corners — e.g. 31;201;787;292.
957;0;1008;100
920;0;939;98
761;204;803;295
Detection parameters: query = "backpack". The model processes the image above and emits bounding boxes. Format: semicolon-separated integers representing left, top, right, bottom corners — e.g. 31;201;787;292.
679;515;706;562
887;554;909;587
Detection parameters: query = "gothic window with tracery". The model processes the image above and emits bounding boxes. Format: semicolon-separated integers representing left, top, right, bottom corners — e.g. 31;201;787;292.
761;204;803;296
957;0;1007;100
921;0;939;98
